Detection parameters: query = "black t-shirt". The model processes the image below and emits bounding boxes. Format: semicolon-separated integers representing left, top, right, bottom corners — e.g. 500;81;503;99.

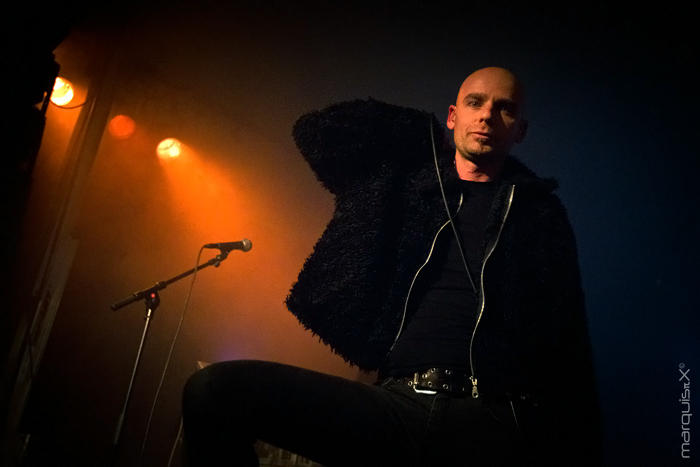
384;179;500;376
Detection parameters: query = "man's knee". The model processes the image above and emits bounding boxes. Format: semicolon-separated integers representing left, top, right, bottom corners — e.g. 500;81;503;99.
182;360;270;419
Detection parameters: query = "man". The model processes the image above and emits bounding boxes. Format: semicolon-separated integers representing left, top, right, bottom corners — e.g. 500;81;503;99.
182;67;602;466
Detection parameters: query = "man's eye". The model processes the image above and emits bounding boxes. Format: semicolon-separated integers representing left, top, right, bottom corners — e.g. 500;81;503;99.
467;100;480;107
501;104;517;116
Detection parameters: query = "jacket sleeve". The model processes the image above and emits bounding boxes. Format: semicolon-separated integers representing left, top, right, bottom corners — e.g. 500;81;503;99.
292;98;439;194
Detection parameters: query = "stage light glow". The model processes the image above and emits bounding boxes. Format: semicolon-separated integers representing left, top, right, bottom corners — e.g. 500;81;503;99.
108;115;136;139
157;138;182;159
50;77;74;106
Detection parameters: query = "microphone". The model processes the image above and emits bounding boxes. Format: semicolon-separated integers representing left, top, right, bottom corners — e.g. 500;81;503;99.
203;239;252;252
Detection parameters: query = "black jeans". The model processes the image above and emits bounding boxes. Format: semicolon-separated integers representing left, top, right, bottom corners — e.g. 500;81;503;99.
181;360;524;466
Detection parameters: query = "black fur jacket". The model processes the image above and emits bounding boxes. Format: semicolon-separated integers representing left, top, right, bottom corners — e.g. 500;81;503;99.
286;98;602;464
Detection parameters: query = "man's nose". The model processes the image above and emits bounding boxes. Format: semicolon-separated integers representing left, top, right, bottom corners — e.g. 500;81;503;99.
479;102;494;121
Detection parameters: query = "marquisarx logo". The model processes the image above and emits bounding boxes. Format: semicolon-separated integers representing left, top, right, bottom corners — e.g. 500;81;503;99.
679;362;691;460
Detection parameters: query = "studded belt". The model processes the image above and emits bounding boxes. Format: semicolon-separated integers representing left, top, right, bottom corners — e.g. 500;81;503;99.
387;370;540;410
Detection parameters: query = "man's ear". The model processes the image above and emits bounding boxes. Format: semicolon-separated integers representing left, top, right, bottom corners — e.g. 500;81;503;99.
515;119;528;143
446;105;456;130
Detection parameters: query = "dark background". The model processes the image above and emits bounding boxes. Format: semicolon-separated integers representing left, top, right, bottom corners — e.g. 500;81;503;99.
6;1;699;466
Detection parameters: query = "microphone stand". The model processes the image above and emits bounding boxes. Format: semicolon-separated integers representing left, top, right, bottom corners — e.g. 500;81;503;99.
109;250;230;459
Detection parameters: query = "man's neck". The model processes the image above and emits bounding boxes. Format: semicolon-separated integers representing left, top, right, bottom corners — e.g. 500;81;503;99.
454;152;505;182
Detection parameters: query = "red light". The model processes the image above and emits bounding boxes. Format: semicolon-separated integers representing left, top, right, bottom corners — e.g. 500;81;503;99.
108;115;136;139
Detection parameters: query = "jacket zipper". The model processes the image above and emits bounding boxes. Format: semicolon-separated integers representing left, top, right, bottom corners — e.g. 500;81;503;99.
468;184;515;398
388;192;464;353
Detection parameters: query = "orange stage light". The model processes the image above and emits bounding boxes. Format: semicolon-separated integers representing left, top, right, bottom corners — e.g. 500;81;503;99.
108;115;136;139
157;138;182;159
50;77;74;106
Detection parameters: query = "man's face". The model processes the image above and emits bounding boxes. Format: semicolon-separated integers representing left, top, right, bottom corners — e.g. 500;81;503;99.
447;67;527;163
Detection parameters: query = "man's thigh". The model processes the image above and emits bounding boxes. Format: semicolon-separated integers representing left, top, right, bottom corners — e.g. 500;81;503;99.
183;360;430;466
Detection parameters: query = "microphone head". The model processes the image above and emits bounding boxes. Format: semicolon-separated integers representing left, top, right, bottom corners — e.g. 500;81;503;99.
241;238;252;252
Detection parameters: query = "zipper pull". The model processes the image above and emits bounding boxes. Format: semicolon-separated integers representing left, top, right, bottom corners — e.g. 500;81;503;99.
470;376;479;399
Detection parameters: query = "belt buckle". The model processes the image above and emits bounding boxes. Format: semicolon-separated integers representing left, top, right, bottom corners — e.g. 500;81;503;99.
411;369;438;395
409;368;469;395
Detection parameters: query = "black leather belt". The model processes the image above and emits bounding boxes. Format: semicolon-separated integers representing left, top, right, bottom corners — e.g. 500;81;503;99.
384;368;539;407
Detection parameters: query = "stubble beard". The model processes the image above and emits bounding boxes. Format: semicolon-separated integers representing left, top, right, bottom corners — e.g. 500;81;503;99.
456;139;508;173
457;142;495;164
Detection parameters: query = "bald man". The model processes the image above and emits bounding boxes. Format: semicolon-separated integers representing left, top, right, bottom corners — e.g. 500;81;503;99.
183;67;602;466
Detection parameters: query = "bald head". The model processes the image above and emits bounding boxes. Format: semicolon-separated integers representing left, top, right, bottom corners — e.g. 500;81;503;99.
456;67;525;118
447;66;528;180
